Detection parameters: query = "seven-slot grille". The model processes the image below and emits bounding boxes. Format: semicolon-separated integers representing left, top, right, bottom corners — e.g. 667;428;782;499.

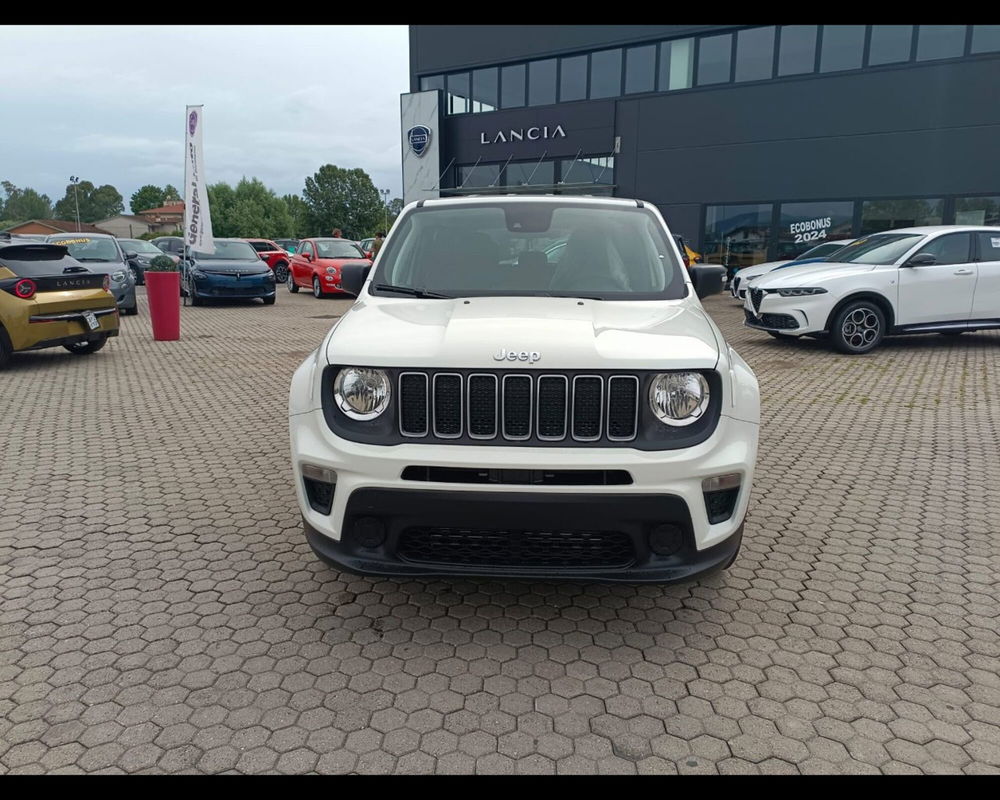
399;372;639;443
750;288;765;313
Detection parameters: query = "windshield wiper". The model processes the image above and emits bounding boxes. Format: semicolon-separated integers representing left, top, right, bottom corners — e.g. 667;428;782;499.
373;283;452;299
75;257;113;262
62;266;89;273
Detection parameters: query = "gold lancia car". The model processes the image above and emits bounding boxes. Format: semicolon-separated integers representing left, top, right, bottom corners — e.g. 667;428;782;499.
0;236;119;367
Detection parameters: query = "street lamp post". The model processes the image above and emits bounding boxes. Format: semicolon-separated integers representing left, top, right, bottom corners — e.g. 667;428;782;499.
379;188;390;232
69;176;81;232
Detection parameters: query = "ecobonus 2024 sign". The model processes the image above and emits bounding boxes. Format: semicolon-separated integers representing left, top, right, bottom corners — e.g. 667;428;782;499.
479;125;566;145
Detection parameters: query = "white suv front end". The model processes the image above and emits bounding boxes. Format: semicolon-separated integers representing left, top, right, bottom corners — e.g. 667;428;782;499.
289;196;760;583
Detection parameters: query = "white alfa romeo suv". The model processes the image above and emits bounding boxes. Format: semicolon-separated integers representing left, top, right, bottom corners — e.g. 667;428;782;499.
744;226;1000;354
289;196;760;583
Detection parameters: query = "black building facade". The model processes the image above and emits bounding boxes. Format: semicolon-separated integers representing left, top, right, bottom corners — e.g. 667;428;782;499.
407;24;1000;269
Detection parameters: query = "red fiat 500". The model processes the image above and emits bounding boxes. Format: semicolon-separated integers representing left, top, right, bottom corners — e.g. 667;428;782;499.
245;238;293;284
286;238;371;297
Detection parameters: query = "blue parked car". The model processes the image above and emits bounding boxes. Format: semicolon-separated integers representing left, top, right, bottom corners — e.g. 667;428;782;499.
181;239;276;306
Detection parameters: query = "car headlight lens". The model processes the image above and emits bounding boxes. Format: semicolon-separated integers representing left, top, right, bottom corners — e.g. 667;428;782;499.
649;372;710;426
775;287;827;297
111;270;129;283
333;367;390;420
326;267;338;275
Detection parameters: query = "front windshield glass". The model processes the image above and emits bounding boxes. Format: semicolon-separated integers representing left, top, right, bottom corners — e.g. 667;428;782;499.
829;233;924;265
315;240;365;259
193;240;259;260
121;240;163;255
798;241;850;260
249;241;276;252
372;202;686;300
49;236;120;263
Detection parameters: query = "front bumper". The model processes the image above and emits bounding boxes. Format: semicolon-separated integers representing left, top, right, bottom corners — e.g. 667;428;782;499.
193;275;276;298
743;292;833;335
290;406;757;582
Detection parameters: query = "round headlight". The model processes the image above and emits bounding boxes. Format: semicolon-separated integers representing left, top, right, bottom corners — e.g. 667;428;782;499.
649;372;710;426
334;367;390;420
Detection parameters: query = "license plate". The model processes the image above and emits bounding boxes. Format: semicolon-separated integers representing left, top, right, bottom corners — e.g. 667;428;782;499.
82;311;100;331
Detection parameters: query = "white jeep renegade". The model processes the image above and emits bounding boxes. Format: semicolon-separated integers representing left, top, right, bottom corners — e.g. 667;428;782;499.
289;196;759;583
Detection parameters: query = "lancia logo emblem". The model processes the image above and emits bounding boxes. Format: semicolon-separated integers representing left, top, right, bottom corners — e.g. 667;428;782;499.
407;125;432;158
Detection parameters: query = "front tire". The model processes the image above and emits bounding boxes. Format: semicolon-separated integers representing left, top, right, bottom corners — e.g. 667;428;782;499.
0;328;11;368
313;276;323;298
123;304;139;316
830;300;885;355
190;283;203;306
63;334;108;355
287;273;299;293
262;295;276;305
274;262;289;283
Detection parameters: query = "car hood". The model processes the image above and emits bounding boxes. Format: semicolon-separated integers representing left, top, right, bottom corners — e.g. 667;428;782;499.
750;261;878;288
737;260;789;278
191;260;269;272
325;295;721;370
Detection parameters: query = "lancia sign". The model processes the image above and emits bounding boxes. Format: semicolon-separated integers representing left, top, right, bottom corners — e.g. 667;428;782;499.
407;125;432;157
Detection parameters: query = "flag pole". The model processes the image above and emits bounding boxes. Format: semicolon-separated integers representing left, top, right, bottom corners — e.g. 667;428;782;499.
182;105;189;306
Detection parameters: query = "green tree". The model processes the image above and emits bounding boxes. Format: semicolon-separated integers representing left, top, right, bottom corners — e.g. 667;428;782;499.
1;181;53;220
53;180;124;223
302;164;382;240
207;178;293;239
130;184;165;214
385;197;404;231
282;194;311;238
163;184;181;203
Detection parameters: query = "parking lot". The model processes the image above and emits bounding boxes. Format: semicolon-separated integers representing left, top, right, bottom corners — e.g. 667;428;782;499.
1;288;998;774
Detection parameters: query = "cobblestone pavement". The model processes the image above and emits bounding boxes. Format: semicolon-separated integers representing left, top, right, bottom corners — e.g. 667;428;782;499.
1;288;998;775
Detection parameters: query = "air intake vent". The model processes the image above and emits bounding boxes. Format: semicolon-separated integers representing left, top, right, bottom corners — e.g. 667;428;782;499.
572;376;603;440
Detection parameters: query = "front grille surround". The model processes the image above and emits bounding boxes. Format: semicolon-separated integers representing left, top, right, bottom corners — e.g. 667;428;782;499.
322;366;722;451
750;288;765;313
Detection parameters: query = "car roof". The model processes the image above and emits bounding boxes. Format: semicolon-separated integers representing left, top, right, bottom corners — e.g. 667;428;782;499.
875;225;1000;235
46;231;115;239
417;195;645;209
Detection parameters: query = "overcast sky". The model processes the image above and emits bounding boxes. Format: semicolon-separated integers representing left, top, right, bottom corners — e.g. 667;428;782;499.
1;25;410;212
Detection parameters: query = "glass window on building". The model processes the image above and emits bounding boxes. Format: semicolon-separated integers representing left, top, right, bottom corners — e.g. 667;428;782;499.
776;202;855;260
528;59;557;106
819;25;866;72
589;49;622;98
971;25;1000;54
471;68;498;113
457;164;502;189
505;160;556;187
658;38;694;90
625;44;656;94
955;196;1000;226
560;156;614;187
777;25;817;76
916;25;967;61
704;204;773;270
697;33;733;85
500;64;526;108
868;25;913;65
446;72;470;115
560;54;588;102
860;198;943;234
735;26;775;83
419;75;444;92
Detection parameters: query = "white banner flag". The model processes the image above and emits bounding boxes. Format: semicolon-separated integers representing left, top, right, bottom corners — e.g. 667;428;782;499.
183;105;214;254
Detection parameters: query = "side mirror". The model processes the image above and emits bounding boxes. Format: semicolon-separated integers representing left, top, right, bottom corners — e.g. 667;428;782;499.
125;250;138;260
905;252;937;267
303;251;313;261
689;264;726;299
340;263;372;297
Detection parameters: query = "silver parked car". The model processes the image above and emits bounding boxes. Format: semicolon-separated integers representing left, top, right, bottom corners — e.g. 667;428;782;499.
45;232;138;315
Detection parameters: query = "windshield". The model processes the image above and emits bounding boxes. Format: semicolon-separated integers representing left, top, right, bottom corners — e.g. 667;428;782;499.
372;202;686;300
48;236;121;263
315;240;365;259
121;240;163;255
193;240;260;260
827;233;924;265
798;241;850;260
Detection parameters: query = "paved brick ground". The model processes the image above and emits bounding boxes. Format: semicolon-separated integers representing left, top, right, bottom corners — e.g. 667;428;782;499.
1;288;998;774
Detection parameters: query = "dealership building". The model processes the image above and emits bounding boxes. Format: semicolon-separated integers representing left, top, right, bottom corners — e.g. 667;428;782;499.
401;24;1000;268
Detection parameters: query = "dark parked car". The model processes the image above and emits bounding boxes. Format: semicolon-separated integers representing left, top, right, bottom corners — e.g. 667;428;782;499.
44;232;138;315
152;236;185;257
181;239;276;306
118;238;179;285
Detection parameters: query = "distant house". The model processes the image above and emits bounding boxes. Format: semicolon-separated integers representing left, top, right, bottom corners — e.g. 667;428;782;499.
137;202;184;232
95;214;155;238
3;219;112;236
